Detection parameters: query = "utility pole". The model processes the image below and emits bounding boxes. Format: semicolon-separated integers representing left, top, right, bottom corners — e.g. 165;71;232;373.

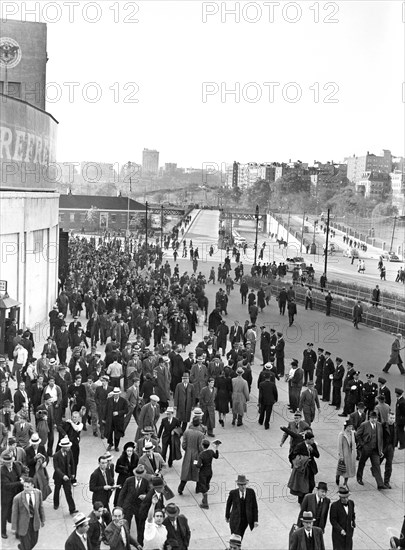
254;205;259;265
145;201;148;263
160;204;164;249
324;208;330;277
389;216;397;253
300;211;306;253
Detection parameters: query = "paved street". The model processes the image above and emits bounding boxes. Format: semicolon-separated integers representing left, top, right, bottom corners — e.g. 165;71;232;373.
4;208;404;550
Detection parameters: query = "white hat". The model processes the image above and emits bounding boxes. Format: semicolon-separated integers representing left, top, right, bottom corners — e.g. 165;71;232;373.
30;433;41;444
193;407;203;416
143;441;155;452
73;512;89;528
112;387;121;394
150;394;160;402
60;436;72;448
166;406;174;413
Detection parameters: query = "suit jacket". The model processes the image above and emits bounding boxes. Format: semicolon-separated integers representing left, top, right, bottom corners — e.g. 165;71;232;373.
87;509;110;548
396;396;405;426
13;420;34;448
53;449;75;482
104;396;129;439
65;529;93;550
356;420;383;453
138;451;165;477
225;487;258;534
378;386;391;407
298;493;330;531
299;389;320;414
89;466;115;506
11;488;44;536
348;411;366;432
163;514;191;550
117;475;149;512
290;526;325;550
229;325;244;344
157;416;181;446
174;383;195;423
139;489;165;520
1;462;24;507
258;380;278;406
26;444;48;477
104;519;138;550
329;499;355;544
137;402;160;434
14;389;29;413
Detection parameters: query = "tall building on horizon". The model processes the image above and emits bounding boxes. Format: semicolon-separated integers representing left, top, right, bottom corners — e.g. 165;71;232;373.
345;150;392;184
142;148;159;176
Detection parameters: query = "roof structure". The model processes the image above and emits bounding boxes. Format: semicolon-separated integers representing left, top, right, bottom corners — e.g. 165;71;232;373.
59;195;145;211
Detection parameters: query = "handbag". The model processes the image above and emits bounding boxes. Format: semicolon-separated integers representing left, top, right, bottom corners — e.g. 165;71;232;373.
162;480;175;500
336;458;346;475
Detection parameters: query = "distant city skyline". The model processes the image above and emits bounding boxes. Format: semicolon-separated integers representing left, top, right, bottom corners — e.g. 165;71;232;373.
6;1;402;168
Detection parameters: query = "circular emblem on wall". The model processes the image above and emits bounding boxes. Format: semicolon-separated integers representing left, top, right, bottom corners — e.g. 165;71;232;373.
0;37;22;69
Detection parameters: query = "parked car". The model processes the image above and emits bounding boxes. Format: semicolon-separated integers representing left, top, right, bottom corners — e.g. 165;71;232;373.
343;248;360;259
388;253;401;262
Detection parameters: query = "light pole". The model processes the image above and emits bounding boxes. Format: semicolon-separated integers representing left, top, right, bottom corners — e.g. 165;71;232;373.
254;204;259;265
145;201;149;262
389;216;397;253
160;204;164;249
324;208;330;277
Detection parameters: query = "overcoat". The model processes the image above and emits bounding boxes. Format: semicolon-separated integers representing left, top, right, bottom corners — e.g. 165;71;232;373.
231;376;249;416
180;426;204;482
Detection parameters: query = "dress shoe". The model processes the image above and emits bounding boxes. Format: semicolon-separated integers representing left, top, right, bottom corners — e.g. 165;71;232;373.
357;479;364;485
378;485;389;490
385;482;392;489
208;433;215;437
338;414;347;417
93;432;98;437
199;503;209;509
237;422;243;426
2;533;8;539
178;490;183;496
53;505;59;510
265;426;269;430
231;419;236;426
70;509;79;515
115;447;119;452
328;403;335;406
106;445;112;451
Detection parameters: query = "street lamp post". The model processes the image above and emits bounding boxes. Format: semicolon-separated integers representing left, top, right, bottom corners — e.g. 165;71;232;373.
254;204;259;265
160;204;164;249
145;201;149;263
324;208;330;277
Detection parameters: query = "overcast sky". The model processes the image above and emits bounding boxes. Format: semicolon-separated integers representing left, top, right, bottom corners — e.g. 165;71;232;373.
6;1;404;169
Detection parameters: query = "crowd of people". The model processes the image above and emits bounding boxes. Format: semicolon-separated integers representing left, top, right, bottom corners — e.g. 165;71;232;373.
1;233;405;550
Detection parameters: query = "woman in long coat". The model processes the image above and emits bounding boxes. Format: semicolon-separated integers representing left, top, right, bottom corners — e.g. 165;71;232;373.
336;421;356;488
177;319;191;351
257;288;266;312
178;417;204;494
196;440;219;508
215;371;232;427
114;442;139;505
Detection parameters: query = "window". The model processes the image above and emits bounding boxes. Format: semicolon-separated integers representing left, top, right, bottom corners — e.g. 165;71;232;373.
70;213;75;222
110;214;117;223
32;229;43;260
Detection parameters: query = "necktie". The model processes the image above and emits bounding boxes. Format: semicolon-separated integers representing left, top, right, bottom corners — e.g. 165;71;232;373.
121;525;127;546
29;495;35;517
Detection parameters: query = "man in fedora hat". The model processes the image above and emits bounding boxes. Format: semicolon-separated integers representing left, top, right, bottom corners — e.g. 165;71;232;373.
329;486;356;550
174;373;195;432
135;395;160;441
163;503;191;550
1;451;24;539
383;333;405;375
65;512;91;550
26;433;48;478
11;476;45;550
118;464;149;533
158;406;181;467
231;368;250;427
225;474;258;539
138;440;166;478
395;388;405;449
138;476;166;546
290;511;325;550
299;381;320;427
104;387;128;452
298;482;330;532
52;436;78;515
